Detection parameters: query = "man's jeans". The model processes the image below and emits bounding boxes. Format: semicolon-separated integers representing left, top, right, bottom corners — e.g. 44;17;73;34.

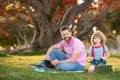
39;49;84;71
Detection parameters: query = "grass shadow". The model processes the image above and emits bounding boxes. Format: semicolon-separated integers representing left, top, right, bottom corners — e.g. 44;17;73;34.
110;54;120;58
0;52;11;58
17;51;45;56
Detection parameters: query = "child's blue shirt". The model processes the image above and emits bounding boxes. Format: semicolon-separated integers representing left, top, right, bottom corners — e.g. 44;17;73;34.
89;44;108;60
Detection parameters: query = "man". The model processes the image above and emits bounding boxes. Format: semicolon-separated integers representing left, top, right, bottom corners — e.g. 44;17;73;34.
30;25;87;71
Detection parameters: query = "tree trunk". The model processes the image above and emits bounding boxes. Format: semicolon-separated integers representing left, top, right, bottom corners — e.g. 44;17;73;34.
30;23;53;51
20;0;109;52
28;0;94;50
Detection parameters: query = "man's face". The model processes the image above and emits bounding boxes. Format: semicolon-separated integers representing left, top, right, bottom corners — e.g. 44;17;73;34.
61;30;72;42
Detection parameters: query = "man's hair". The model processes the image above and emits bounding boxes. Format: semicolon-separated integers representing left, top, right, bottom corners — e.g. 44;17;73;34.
60;25;71;32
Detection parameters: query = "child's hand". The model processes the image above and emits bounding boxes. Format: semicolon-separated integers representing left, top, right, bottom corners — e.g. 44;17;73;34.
44;55;50;60
101;57;106;60
90;57;94;61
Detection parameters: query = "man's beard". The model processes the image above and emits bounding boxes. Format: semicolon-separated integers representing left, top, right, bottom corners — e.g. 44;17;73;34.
63;36;72;42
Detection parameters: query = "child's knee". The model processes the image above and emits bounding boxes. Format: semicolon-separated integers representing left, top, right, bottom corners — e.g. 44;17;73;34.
88;65;95;73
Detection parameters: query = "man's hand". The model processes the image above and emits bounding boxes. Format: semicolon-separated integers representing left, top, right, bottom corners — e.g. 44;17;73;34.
50;59;60;66
44;55;50;60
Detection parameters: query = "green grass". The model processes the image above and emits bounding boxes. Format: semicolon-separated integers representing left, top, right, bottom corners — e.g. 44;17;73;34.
0;54;120;80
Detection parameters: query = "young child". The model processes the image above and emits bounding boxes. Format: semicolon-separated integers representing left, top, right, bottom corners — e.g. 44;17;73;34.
88;31;110;73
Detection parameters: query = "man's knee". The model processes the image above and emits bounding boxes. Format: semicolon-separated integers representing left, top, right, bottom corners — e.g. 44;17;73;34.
51;49;62;56
52;49;59;52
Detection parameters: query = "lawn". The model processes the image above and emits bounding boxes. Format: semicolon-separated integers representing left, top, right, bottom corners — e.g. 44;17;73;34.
0;53;120;80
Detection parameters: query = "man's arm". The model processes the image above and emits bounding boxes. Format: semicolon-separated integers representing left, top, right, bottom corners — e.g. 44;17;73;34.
45;44;62;60
61;52;80;63
51;52;80;66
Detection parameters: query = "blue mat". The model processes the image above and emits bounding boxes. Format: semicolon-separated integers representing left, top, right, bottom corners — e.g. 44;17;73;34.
34;68;56;74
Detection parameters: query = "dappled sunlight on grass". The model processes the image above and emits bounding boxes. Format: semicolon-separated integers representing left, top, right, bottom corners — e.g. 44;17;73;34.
0;54;120;80
0;55;46;80
107;57;120;71
0;55;45;69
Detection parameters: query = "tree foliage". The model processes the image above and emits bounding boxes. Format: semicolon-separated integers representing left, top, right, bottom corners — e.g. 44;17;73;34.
0;0;120;53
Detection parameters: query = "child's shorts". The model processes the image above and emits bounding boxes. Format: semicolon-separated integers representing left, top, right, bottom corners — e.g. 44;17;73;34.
90;59;106;65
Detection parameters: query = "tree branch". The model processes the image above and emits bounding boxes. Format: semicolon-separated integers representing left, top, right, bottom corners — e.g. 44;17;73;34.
48;0;63;21
77;6;110;40
39;0;50;14
52;0;94;42
21;0;49;24
29;0;49;24
54;0;94;34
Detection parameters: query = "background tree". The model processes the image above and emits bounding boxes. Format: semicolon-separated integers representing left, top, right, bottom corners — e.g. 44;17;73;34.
0;0;119;53
20;0;98;50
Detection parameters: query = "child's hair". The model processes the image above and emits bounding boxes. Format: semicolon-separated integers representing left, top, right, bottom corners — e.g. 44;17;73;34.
91;31;106;45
